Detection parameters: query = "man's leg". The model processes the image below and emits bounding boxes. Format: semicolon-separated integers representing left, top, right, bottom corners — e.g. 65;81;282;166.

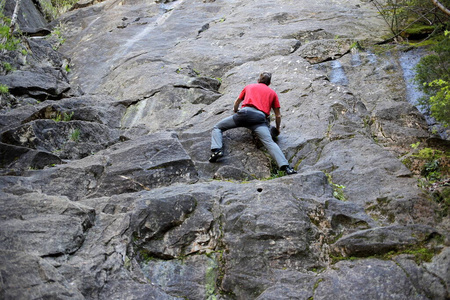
210;115;238;162
253;125;289;168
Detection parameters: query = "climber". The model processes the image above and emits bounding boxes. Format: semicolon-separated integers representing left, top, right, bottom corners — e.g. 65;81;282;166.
209;72;297;175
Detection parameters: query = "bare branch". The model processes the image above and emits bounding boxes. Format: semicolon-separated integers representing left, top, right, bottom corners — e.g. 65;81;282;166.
431;0;450;16
9;0;22;36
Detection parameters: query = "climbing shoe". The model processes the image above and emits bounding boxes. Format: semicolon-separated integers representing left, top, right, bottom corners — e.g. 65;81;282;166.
209;149;223;163
281;165;297;175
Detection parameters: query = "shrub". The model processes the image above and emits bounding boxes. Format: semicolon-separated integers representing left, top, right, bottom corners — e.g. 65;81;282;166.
70;128;81;142
38;0;79;21
0;7;21;51
371;0;449;42
52;111;74;122
48;23;67;50
325;173;346;201
414;32;450;127
0;84;8;94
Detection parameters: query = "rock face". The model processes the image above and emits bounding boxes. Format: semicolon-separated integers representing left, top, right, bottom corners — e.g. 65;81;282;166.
0;0;448;299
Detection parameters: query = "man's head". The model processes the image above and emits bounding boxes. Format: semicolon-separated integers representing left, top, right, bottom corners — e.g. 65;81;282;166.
258;72;272;85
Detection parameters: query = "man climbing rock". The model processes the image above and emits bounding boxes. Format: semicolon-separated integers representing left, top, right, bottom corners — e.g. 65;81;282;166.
209;72;297;175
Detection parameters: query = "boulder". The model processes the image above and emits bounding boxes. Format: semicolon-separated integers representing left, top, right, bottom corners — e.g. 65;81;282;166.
15;132;199;201
0;69;71;100
0;250;85;299
130;191;212;258
0;142;61;175
21;95;126;129
218;174;329;298
314;259;429;300
0;192;95;256
0;37;76;101
394;253;449;300
423;247;450;297
298;38;357;64
331;224;443;257
1;119;120;159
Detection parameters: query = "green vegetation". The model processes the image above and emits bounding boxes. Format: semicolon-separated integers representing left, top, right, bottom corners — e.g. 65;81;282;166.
371;0;450;43
70;128;80;142
370;1;449;128
0;1;25;100
38;0;78;21
350;41;362;50
402;142;449;218
307;278;325;300
401;247;435;263
49;23;67;50
267;170;286;179
0;10;21;52
0;0;25;82
414;31;450;127
325;173;346;201
409;144;449;182
330;247;437;264
64;112;74;121
51;113;62;122
0;83;8;94
313;278;323;290
2;61;13;72
330;254;359;264
52;111;74;122
137;249;156;263
205;255;219;300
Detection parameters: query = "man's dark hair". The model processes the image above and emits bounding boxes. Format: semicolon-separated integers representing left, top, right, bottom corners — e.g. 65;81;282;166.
258;72;272;85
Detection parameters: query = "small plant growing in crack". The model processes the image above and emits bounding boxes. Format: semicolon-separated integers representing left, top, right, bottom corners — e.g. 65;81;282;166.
70;128;81;142
325;172;346;201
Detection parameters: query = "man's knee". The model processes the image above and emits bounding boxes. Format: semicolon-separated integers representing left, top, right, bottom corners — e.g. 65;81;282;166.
254;127;271;141
214;123;229;133
215;117;236;131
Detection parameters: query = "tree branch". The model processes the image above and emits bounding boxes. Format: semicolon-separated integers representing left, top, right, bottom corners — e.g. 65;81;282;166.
431;0;450;16
9;0;22;36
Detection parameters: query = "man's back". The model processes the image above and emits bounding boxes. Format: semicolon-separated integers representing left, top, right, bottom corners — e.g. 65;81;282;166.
240;83;280;115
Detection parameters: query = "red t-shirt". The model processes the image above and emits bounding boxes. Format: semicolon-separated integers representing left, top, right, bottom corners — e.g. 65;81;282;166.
238;83;280;116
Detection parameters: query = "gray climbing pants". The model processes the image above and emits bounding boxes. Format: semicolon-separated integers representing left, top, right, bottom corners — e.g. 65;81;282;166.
210;106;289;167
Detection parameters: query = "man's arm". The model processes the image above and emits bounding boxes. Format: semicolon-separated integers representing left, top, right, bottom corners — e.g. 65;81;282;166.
273;107;281;133
234;98;243;113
